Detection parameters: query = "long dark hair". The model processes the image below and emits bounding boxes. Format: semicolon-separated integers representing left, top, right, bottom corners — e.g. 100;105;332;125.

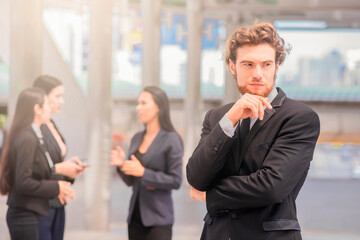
0;88;46;195
143;86;175;132
33;75;63;94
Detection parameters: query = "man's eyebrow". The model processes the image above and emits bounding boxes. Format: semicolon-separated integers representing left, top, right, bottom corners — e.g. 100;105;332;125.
239;60;253;64
239;59;274;64
262;60;274;63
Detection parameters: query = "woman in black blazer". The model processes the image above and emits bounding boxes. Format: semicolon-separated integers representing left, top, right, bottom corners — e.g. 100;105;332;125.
0;88;75;240
33;75;85;240
111;86;183;240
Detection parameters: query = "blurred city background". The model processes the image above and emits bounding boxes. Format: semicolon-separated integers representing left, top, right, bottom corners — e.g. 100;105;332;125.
0;0;360;239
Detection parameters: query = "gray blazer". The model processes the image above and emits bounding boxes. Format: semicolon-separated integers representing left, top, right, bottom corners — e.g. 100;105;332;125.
118;129;183;226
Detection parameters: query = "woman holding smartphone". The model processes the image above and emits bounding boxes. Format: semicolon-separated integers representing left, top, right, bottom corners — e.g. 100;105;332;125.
111;86;184;240
0;88;74;240
33;75;85;240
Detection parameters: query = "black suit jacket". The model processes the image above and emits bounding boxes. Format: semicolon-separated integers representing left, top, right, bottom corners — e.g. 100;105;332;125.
41;120;72;208
7;126;59;216
187;88;320;240
117;129;184;226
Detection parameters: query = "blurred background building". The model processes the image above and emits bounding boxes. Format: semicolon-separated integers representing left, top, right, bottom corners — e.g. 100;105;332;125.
0;0;360;239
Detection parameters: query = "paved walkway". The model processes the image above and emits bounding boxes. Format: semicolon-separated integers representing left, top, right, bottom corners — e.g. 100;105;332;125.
1;177;360;240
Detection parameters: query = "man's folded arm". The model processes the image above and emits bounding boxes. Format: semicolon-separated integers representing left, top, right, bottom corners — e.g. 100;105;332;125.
206;111;320;217
187;110;236;191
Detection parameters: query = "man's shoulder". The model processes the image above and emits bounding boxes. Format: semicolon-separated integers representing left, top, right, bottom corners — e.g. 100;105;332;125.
207;102;234;117
284;96;315;112
203;103;235;127
280;95;319;122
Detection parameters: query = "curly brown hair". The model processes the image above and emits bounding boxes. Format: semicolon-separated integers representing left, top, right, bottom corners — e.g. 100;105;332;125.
225;22;291;69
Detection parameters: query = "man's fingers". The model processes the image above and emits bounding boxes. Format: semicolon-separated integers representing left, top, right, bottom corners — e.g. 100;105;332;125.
245;97;261;119
258;101;265;120
242;94;271;120
258;96;272;109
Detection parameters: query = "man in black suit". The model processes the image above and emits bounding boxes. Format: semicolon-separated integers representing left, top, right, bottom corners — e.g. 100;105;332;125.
186;22;320;240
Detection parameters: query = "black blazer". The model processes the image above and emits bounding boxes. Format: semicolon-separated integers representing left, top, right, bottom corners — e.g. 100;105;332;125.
41;120;65;166
117;129;184;226
7;126;59;216
41;120;72;208
187;88;320;240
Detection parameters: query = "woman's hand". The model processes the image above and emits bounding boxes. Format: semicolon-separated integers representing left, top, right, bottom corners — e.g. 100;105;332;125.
55;157;84;179
110;146;125;168
120;154;145;177
190;187;206;202
57;181;75;204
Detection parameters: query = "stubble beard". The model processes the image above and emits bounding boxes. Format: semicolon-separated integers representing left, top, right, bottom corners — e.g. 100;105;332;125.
235;72;276;98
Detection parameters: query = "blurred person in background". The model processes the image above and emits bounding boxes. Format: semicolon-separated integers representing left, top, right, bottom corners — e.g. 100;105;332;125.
0;114;7;157
187;22;320;240
111;86;183;240
33;75;86;240
0;88;75;240
0;119;4;157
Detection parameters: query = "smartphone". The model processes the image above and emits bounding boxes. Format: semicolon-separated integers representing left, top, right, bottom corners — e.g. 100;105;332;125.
80;157;90;167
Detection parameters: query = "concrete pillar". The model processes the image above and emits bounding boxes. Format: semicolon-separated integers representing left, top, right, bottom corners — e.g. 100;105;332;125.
184;0;203;160
223;16;240;105
0;0;10;65
84;0;112;230
141;0;161;87
42;29;88;158
9;0;43;120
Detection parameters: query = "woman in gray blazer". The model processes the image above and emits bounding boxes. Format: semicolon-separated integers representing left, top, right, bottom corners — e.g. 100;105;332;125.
111;86;183;240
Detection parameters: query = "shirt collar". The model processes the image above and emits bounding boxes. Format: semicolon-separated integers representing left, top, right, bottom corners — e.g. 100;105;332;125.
248;87;278;128
268;87;278;104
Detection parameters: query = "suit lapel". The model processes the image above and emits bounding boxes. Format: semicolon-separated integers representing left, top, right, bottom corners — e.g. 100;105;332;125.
29;127;52;174
232;125;242;171
142;130;163;166
128;131;144;159
50;120;65;158
236;88;286;173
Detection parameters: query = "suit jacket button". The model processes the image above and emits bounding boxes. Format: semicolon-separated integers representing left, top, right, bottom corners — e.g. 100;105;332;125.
214;147;218;151
231;213;237;219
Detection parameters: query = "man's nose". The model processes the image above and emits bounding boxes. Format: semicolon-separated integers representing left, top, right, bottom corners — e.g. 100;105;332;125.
252;65;263;79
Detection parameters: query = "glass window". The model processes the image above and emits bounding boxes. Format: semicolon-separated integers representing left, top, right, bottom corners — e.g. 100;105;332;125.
277;28;360;101
200;18;226;99
0;60;9;97
43;7;89;94
159;13;187;98
112;7;143;98
159;13;226;99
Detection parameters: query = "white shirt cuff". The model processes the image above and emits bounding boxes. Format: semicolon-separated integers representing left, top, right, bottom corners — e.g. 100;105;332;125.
219;114;238;138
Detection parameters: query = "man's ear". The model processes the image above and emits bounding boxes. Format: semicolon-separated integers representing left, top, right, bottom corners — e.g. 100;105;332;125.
229;59;236;75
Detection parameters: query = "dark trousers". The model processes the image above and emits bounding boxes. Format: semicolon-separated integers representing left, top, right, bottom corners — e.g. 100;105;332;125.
128;196;172;240
39;207;65;240
128;221;172;240
6;207;40;240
